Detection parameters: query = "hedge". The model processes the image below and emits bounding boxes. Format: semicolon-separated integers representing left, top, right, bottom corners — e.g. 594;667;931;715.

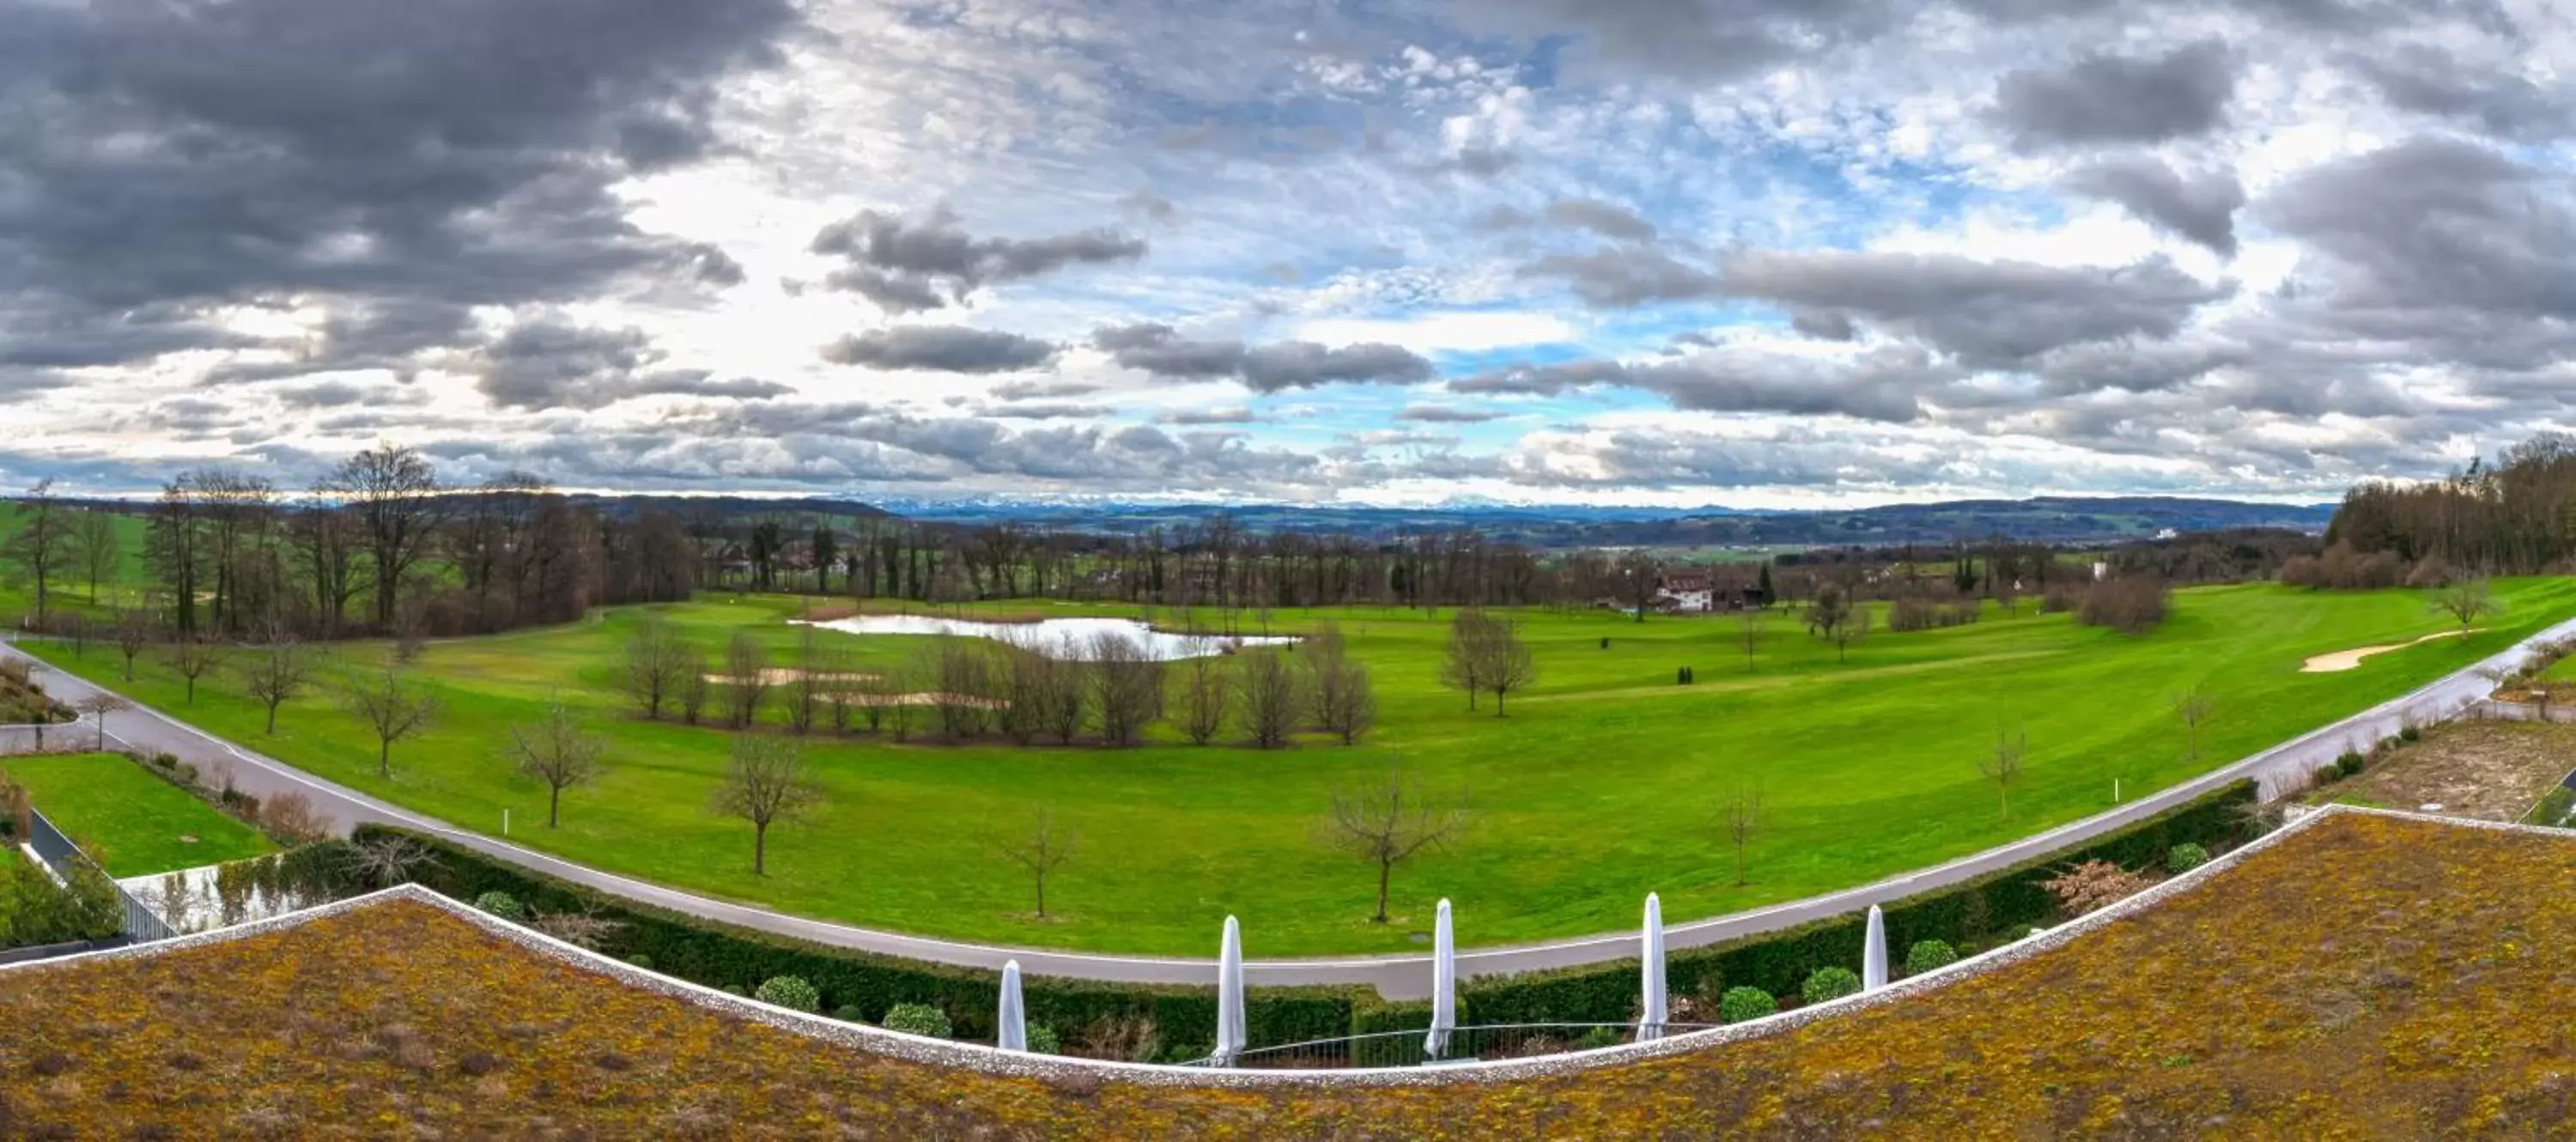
358;824;1362;1052
360;778;2254;1049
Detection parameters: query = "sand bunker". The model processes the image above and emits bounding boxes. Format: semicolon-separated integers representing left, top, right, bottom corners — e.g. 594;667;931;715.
2300;629;2476;673
702;669;882;688
841;691;1006;710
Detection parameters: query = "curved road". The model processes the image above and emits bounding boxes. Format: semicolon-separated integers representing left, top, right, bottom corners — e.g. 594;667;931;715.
7;616;2572;999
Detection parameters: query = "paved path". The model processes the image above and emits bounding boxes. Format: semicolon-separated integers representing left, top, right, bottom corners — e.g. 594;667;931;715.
7;617;2573;999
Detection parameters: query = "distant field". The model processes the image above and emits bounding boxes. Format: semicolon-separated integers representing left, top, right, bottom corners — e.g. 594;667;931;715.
0;507;155;622
2;752;273;878
22;579;2576;954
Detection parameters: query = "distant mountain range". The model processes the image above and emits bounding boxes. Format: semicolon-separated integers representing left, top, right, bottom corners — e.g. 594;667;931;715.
870;495;2337;550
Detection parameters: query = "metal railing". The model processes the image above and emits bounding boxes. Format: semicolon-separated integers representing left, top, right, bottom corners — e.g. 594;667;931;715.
21;805;175;945
1182;1023;1724;1070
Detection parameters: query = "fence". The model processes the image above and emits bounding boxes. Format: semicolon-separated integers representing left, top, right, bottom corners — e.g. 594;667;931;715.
1185;1023;1726;1070
23;805;176;945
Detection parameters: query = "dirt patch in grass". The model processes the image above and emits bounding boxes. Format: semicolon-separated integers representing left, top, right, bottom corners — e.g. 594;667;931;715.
2298;629;2476;673
2308;719;2576;820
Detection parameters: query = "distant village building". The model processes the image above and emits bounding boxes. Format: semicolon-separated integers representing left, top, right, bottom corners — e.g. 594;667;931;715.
1654;571;1716;614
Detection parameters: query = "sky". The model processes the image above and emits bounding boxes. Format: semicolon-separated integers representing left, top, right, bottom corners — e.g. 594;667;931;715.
2;0;2572;508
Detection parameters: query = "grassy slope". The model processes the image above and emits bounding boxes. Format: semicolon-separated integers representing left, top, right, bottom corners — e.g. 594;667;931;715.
0;508;155;621
22;580;2576;955
2;752;273;878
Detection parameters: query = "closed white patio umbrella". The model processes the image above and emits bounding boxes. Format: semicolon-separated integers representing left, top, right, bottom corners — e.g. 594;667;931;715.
998;959;1028;1052
1216;915;1246;1066
1637;892;1668;1043
1862;904;1889;992
1424;898;1455;1060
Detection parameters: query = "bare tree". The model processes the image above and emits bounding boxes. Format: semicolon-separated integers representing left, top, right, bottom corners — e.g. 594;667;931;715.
1235;647;1302;749
70;508;120;606
1303;623;1351;732
1735;607;1766;673
1090;631;1163;747
1;479;68;623
1979;726;2026;821
1318;661;1378;745
112;609;154;682
933;636;998;738
2433;577;2498;636
996;806;1078;917
1438;608;1495;710
1806;585;1856;661
620;617;695;720
1716;786;1763;886
508;696;606;828
1174;653;1229;745
239;633;314;735
317;443;448;629
712;733;822;875
342;833;439;889
785;625;823;736
2170;686;2215;761
678;665;712;726
723;629;770;729
1321;762;1470;924
161;637;227;705
77;692;132;750
341;667;440;778
1474;617;1538;715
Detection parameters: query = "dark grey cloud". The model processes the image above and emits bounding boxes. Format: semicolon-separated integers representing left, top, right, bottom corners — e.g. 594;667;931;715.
1791;311;1859;342
818;326;1059;374
1395;404;1510;423
1717;249;2231;365
1093;325;1434;392
474;322;788;411
273;380;430;410
990;380;1103;400
808;209;1147;313
1994;40;2237;149
1520;249;1723;307
2063;156;2246;254
982;403;1109;420
2258;137;2576;321
2348;46;2575;142
1545;199;1658;241
1157;408;1261;425
0;0;797;382
1455;346;1951;422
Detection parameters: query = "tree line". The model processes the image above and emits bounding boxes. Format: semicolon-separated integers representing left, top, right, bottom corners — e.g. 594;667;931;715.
2324;434;2576;575
3;444;697;641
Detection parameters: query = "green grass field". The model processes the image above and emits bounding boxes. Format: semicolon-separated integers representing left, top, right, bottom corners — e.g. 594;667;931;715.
20;580;2576;954
2;752;273;878
0;507;155;623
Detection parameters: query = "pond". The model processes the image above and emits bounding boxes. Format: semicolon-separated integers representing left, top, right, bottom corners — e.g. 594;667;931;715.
800;615;1297;661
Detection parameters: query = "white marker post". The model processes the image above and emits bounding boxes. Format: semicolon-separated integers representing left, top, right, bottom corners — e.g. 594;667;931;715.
503;808;511;836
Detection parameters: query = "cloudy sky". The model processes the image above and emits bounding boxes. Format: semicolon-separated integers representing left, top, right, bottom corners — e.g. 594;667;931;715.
3;0;2572;507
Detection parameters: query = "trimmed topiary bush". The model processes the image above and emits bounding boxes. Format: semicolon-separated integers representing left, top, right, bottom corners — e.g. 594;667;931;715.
472;891;525;922
1717;987;1778;1024
756;975;821;1012
1577;1025;1625;1050
1801;967;1862;1005
1904;939;1958;975
1026;1024;1061;1054
720;984;748;998
831;1005;864;1022
2166;842;2210;874
884;1002;953;1039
